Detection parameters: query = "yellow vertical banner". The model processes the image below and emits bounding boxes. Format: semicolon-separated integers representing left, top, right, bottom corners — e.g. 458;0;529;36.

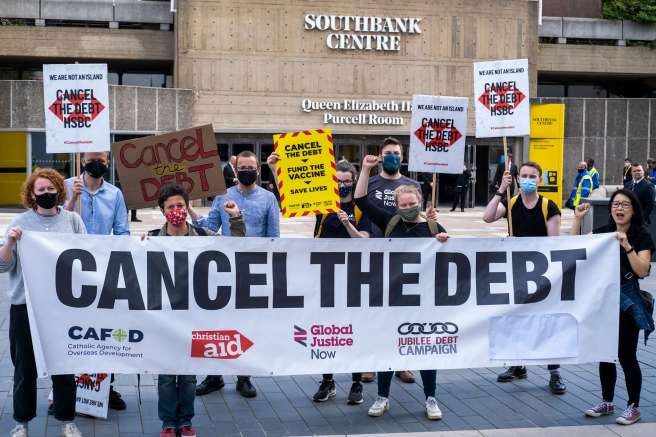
273;129;339;217
530;104;565;205
0;132;28;206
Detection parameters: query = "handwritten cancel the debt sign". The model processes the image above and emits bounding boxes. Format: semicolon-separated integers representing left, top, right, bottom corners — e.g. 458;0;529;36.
473;58;530;138
273;129;339;217
408;95;468;174
112;125;226;209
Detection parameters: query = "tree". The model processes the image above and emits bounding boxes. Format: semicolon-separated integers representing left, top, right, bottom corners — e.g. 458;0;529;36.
603;0;656;23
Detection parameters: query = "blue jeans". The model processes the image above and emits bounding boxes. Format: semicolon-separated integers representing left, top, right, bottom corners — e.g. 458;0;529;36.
158;375;196;429
377;370;436;398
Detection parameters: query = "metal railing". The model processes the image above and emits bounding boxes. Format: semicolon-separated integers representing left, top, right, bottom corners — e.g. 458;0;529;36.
540;16;656;44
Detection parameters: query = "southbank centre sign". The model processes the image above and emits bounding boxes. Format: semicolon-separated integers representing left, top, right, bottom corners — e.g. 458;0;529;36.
304;14;422;51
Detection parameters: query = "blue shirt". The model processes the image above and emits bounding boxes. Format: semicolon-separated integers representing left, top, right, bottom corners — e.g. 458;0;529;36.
64;175;130;235
195;185;280;237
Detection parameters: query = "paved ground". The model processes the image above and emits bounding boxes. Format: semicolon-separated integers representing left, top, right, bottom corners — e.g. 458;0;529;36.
0;207;654;436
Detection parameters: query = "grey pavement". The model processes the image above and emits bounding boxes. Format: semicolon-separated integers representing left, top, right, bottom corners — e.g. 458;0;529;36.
0;207;654;436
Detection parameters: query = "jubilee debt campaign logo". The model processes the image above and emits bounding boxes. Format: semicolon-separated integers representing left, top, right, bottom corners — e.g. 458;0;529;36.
294;324;354;360
397;322;459;356
191;330;253;359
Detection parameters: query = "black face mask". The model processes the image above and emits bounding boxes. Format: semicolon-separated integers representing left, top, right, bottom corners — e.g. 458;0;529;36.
34;192;59;209
84;160;107;179
237;169;258;186
578;169;585;174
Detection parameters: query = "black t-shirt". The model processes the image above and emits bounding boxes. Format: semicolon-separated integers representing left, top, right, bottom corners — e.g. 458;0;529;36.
313;200;371;239
593;224;655;284
366;174;422;237
501;195;560;237
354;196;446;238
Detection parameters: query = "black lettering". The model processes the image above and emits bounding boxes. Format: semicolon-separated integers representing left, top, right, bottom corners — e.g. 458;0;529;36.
435;252;471;306
98;252;145;310
512;251;551;304
389;252;420;306
551;249;587;301
56;249;97;307
272;253;303;308
311;252;346;307
235;252;268;308
147;252;189;310
193;251;231;310
476;252;509;305
347;252;383;307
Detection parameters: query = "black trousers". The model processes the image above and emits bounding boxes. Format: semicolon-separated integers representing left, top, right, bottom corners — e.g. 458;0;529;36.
451;187;467;210
322;373;362;382
10;304;76;423
600;310;642;406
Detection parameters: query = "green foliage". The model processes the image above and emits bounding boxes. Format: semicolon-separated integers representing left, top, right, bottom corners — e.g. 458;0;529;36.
603;0;656;23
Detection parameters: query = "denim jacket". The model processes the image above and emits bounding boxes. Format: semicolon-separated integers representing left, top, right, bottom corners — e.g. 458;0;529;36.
620;280;655;344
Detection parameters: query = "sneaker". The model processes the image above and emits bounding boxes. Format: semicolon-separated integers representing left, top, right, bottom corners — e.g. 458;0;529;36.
347;382;364;405
616;404;641;425
313;379;336;402
585;401;615;418
109;388;127;410
160;427;177;437
549;373;567;395
48;403;55;415
425;396;443;420
10;424;28;437
361;372;376;383
179;425;198;437
395;370;416;383
196;375;225;396
367;396;390;417
236;377;257;398
497;366;527;382
61;423;83;437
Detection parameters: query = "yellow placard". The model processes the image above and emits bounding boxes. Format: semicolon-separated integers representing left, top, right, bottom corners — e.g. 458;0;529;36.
529;104;565;205
530;103;565;139
273;129;339;217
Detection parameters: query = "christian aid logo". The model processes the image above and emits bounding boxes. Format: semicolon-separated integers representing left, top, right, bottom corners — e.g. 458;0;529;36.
191;330;253;359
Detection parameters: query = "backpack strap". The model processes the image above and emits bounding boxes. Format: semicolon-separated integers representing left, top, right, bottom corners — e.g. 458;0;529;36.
354;206;362;226
192;225;208;236
541;196;549;228
384;214;403;237
314;215;327;237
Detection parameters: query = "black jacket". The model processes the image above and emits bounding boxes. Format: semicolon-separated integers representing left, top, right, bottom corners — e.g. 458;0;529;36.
624;178;656;224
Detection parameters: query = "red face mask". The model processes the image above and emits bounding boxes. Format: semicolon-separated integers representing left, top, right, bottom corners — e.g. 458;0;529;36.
165;207;187;226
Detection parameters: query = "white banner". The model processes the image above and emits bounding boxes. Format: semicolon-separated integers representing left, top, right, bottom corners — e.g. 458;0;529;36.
49;373;110;419
42;64;110;153
473;58;530;138
408;95;468;174
19;232;619;376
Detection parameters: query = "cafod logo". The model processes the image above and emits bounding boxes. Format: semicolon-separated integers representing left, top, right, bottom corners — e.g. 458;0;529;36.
68;326;144;343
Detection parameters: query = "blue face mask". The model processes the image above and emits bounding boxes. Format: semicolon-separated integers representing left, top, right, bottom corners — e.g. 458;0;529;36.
499;155;506;165
338;185;352;198
382;153;401;174
519;178;537;193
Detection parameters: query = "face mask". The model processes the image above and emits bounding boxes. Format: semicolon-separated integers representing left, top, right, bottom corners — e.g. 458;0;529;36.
518;178;537;193
578;169;585;174
84;160;107;179
382;153;401;174
237;169;258;186
34;192;59;209
165;207;188;226
338;185;352;198
397;205;421;221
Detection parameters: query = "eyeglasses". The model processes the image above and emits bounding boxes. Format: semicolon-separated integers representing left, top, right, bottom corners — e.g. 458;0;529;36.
611;201;632;209
337;180;353;186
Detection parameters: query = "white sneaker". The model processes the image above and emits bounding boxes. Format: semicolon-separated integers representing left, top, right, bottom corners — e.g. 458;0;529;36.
426;396;443;420
61;422;83;437
367;396;390;417
10;423;28;437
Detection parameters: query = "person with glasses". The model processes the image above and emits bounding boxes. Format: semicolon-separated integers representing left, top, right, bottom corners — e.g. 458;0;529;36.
190;150;280;399
573;189;654;425
64;151;130;412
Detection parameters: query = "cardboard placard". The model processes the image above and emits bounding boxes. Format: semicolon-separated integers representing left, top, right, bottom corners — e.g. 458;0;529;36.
43;64;111;153
273;129;339;217
112;125;225;209
408;95;468;174
473;58;530;138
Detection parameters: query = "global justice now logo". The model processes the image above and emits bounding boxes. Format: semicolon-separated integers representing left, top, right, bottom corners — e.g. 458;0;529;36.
191;330;253;359
293;324;354;360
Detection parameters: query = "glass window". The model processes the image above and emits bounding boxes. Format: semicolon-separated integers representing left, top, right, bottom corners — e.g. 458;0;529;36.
217;143;230;162
108;72;119;85
122;73;166;88
567;84;607;98
538;83;565;97
30;132;73;178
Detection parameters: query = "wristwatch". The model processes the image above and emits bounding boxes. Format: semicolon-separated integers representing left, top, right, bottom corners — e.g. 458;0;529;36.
626;246;635;254
495;191;505;197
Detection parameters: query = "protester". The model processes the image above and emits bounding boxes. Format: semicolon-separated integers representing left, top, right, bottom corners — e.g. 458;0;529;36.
1;168;86;437
311;160;370;404
223;155;238;188
64;151;130;411
492;153;518;198
147;183;245;437
359;137;420;383
646;158;656;183
191;150;279;398
483;161;567;395
624;158;632;184
586;157;600;190
624;163;655;224
572;190;654;425
565;161;593;209
354;154;448;420
450;162;471;212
